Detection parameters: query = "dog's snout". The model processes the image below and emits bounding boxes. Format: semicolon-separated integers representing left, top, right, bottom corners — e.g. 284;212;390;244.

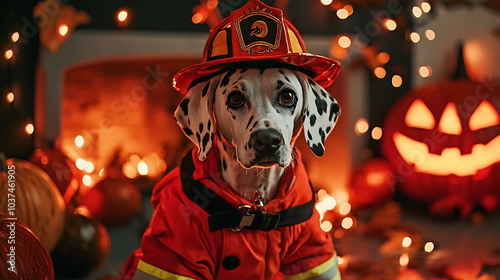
250;129;282;155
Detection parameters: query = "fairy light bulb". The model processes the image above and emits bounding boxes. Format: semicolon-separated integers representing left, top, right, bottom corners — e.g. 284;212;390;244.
58;24;69;36
6;92;14;103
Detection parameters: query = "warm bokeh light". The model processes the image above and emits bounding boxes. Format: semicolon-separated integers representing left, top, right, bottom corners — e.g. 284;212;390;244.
339;202;351;215
374;67;386;79
138;160;149;176
355;118;369;135
392;75;403;88
419;66;433;78
399;253;410;267
323;196;337;210
6;92;14;103
75;135;85;147
192;12;205;24
377;52;390;64
320;221;333;232
315;201;328;214
338;36;351;48
320;0;333;5
424;242;435;253
336;8;349;19
11;32;20;43
421;2;431;13
25;123;34;135
75;158;86;170
82;175;92;186
402;237;412;248
84;161;95;173
58;24;69;36
384;19;397;31
371;127;383;140
117;9;129;22
4;49;13;60
341;217;354;229
412;6;423;18
425;29;436;40
207;0;218;9
410;32;420;43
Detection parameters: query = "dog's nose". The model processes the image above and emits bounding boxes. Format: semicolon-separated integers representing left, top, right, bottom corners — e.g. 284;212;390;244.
250;129;282;155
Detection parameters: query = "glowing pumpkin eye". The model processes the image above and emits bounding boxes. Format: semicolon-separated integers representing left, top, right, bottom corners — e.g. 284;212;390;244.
469;101;500;131
438;103;462;135
405;99;435;129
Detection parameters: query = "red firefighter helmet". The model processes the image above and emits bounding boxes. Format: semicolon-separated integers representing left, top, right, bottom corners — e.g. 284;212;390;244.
173;0;341;93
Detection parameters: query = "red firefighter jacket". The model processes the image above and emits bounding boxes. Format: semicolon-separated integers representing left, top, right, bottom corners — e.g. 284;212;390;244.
120;148;340;280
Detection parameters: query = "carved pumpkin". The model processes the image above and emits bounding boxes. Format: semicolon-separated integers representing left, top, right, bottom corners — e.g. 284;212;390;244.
381;47;500;217
0;154;66;251
0;213;55;280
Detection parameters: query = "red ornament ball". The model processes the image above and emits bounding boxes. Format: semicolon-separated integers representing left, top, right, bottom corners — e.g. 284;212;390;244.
51;214;110;278
0;213;55;280
82;177;142;225
349;159;396;208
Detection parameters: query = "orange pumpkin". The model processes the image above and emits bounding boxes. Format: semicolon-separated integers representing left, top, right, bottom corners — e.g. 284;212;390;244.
0;153;66;251
0;213;55;280
381;47;500;217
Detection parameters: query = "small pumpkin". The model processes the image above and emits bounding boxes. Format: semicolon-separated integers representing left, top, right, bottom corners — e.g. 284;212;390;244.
0;153;66;251
349;159;396;208
381;44;500;217
0;212;55;280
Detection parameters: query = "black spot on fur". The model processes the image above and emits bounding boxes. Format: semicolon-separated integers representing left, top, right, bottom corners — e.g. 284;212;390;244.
251;121;258;131
310;115;317;127
199;123;204;133
311;143;325;157
259;68;266;75
329;102;340;121
196;132;201;143
308;131;313;141
326;126;332;134
221;159;227;171
312;88;328;115
276;80;284;90
221;69;237;87
240;69;248;74
180;99;190;116
319;128;326;143
202;82;210;97
240;83;247;93
222;89;227;95
321;90;328;98
207;120;212;131
183;128;193;136
279;69;291;82
246;115;254;129
308;78;315;86
202;133;210;148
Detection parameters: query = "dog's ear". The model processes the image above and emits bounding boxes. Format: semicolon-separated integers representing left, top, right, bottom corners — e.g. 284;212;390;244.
300;76;341;157
174;79;218;161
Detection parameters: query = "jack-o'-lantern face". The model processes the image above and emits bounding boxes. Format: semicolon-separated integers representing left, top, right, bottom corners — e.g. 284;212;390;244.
394;98;500;176
381;79;500;208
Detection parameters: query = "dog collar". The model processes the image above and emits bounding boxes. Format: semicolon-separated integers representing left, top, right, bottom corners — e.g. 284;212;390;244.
180;150;316;232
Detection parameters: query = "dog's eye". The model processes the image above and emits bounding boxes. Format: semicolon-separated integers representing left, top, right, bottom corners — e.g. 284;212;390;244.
279;91;296;106
228;92;245;109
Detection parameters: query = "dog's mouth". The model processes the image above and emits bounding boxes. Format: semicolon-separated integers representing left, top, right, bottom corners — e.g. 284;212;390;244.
246;155;287;169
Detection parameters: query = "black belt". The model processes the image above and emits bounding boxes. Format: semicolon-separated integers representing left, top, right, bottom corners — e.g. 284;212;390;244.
180;151;315;232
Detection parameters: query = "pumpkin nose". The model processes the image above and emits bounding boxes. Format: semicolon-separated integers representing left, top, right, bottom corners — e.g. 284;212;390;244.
250;129;282;155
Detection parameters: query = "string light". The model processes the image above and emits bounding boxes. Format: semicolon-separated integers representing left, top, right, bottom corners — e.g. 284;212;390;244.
399;253;410;267
4;49;13;60
377;52;390;64
341;217;354;229
355;118;369;135
402;237;412;247
339;202;351;215
25;123;34;135
320;0;333;5
320;221;333;232
75;158;86;170
424;242;435;253
138;160;149;176
412;6;423;18
58;24;69;36
425;29;436;40
421;2;431;13
338;36;351;48
410;32;420;43
337;8;349;19
371;127;383;140
207;0;218;9
11;32;20;43
192;12;205;24
392;75;403;88
75;135;85;147
323;196;337;210
384;19;397;31
82;175;92;186
117;9;129;23
84;161;95;173
6;92;14;103
374;67;386;79
419;66;433;78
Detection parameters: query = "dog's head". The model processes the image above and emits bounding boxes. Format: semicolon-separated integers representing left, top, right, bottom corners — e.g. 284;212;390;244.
174;67;340;168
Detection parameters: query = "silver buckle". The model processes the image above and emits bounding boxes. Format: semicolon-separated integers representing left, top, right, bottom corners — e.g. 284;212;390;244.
231;205;255;232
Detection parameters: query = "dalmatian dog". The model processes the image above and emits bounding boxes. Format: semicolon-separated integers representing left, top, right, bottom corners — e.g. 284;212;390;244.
174;66;340;203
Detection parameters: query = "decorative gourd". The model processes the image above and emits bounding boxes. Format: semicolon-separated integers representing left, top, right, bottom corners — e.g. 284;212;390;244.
381;45;500;217
0;153;66;251
0;212;55;280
